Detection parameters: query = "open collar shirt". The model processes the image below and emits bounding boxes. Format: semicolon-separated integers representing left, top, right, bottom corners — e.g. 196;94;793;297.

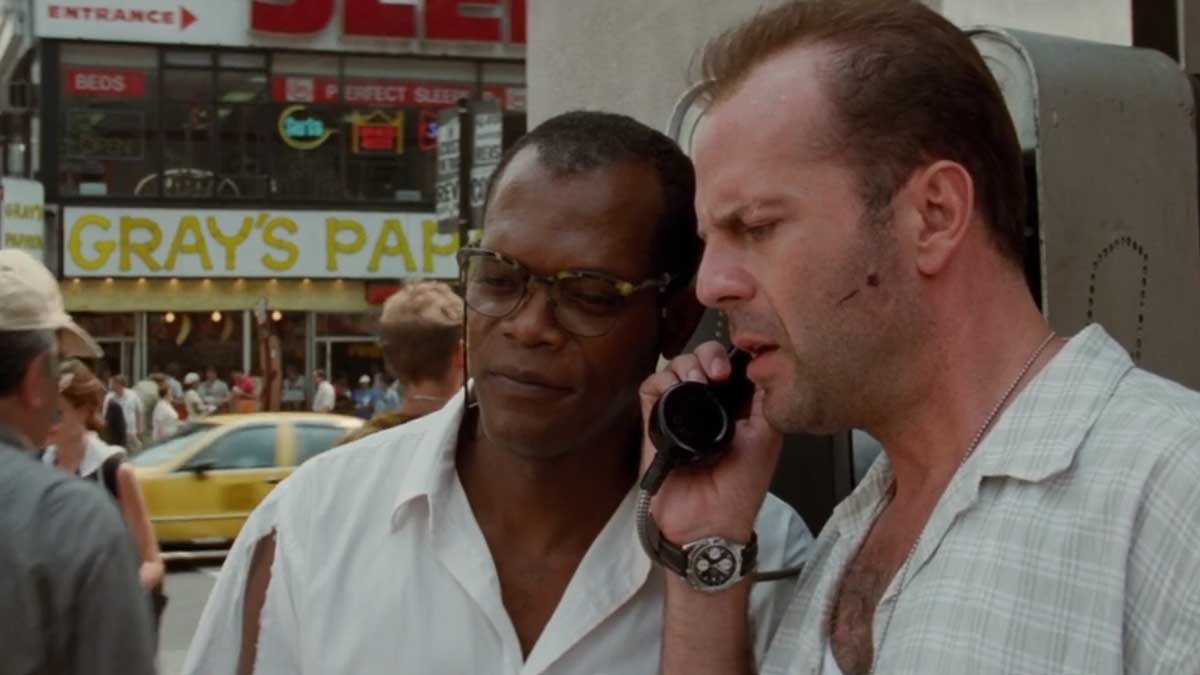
184;391;813;674
763;324;1200;675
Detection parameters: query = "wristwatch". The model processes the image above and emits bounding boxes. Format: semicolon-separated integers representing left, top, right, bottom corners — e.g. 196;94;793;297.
642;514;757;593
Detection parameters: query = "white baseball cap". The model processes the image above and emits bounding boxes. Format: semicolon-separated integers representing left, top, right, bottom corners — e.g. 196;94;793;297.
0;249;103;358
359;374;371;385
184;372;201;385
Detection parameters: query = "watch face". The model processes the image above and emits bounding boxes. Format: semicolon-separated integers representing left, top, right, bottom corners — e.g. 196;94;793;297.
688;540;738;589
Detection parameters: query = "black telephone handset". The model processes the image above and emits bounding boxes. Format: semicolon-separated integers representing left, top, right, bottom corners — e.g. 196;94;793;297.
637;347;804;585
642;347;754;493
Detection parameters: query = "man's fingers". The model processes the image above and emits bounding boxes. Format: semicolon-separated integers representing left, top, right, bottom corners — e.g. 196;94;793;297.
694;341;730;379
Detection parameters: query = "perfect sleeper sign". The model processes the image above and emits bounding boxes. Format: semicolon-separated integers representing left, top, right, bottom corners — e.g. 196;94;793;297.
62;207;459;279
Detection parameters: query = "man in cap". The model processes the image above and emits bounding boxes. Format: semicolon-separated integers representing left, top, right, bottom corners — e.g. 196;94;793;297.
0;249;156;674
183;371;207;420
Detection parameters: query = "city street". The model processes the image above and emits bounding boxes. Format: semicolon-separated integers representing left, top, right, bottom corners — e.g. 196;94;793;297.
159;558;222;675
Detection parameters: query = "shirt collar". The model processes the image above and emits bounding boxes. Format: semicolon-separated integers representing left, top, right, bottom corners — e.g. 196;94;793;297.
825;323;1134;534
974;323;1133;482
390;387;469;531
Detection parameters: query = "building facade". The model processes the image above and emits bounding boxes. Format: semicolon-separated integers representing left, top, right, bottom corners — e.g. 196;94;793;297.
0;0;525;405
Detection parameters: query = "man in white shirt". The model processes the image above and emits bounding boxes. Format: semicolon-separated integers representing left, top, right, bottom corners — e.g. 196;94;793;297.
104;375;142;452
310;369;335;413
184;111;813;674
648;2;1200;674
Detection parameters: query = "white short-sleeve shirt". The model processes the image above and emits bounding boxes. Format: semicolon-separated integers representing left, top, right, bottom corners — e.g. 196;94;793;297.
184;392;814;674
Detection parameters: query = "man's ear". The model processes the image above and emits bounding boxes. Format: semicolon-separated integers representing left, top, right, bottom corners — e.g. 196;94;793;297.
452;340;466;369
905;160;975;277
20;351;56;411
658;284;707;359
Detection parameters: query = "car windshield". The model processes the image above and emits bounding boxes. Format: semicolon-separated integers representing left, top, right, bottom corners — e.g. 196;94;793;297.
129;423;218;467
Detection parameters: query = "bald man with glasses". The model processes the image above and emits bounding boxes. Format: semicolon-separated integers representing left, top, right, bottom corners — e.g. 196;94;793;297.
185;111;812;675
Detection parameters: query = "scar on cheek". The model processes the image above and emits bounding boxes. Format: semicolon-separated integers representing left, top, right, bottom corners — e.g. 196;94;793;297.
837;289;861;305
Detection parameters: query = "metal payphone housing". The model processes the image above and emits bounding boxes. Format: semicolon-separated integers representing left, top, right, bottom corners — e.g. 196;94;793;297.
972;27;1200;389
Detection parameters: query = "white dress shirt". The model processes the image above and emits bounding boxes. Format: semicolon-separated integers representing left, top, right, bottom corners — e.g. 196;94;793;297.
105;390;142;438
152;399;180;441
311;380;336;413
763;325;1200;674
184;391;813;674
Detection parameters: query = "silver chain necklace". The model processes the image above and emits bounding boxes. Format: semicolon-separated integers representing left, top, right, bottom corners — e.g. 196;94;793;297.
866;331;1058;674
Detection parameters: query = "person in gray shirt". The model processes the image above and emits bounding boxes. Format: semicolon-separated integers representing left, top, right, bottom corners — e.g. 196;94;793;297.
0;249;155;675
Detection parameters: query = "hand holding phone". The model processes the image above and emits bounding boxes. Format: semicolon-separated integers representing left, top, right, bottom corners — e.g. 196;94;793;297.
647;347;754;470
636;341;782;545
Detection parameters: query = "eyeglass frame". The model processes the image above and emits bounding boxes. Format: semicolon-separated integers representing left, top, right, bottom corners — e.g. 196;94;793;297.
456;246;675;336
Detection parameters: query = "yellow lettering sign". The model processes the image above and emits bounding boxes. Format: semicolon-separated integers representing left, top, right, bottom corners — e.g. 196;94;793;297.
262;217;299;271
423;220;459;273
326;218;367;271
164;216;213;271
368;219;417;272
68;215;115;271
119;217;162;272
206;217;253;271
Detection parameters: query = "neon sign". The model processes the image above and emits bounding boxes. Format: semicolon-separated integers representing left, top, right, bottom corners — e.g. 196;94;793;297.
278;105;334;150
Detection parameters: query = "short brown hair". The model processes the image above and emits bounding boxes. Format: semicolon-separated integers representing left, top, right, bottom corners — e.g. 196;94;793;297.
59;360;106;432
378;281;464;384
701;0;1025;263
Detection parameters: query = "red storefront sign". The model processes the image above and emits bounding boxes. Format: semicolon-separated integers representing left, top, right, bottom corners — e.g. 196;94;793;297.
271;76;510;109
65;67;148;98
251;0;526;44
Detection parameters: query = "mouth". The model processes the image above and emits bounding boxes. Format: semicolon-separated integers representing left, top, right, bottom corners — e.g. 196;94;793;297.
732;335;780;359
486;369;573;396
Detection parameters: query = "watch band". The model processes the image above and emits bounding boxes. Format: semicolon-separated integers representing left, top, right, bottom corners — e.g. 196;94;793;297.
642;512;758;588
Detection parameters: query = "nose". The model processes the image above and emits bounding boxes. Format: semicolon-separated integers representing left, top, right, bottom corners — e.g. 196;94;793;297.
501;280;567;349
696;240;756;311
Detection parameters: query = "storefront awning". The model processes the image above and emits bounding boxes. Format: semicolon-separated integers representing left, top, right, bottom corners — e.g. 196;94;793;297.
61;278;372;313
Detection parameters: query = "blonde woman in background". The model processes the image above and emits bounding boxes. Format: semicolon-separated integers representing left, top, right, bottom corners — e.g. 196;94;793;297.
44;361;166;623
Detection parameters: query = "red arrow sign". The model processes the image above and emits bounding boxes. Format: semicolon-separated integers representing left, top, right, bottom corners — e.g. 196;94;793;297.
180;5;196;30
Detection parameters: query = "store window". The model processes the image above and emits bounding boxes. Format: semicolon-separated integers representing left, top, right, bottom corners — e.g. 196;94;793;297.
315;312;382;413
59;44;158;197
56;45;526;206
482;62;528;149
73;312;136;381
146;310;244;384
249;310;307;385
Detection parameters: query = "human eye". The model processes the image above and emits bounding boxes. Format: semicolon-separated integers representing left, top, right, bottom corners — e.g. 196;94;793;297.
741;220;778;243
562;279;624;315
469;259;521;292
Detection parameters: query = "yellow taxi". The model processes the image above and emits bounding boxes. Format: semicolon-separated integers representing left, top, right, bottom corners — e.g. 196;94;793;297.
130;412;362;545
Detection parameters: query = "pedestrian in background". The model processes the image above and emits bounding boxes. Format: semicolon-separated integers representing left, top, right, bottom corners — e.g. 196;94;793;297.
351;374;377;420
152;379;181;441
183;371;207;420
311;369;335;413
200;366;230;413
0;248;155;675
105;373;143;452
281;365;305;411
44;359;167;632
103;380;128;447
